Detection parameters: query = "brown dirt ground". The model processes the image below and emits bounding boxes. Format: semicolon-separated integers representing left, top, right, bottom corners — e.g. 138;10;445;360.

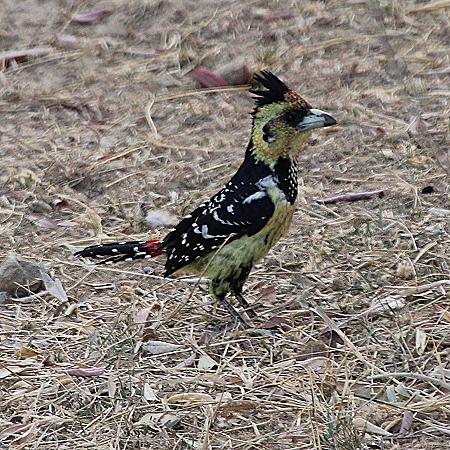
1;1;449;449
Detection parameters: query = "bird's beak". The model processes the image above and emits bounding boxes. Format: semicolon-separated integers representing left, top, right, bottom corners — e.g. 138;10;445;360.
296;108;337;131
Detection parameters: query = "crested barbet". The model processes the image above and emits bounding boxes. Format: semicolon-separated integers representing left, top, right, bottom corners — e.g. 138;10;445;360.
75;70;337;325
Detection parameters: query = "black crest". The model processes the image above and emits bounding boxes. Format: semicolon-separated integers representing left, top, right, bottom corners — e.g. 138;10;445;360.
250;70;289;108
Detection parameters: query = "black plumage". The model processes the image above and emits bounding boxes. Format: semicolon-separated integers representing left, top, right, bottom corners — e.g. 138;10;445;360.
163;150;282;276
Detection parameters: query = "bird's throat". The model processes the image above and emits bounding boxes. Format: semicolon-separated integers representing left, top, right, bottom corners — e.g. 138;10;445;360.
250;128;311;169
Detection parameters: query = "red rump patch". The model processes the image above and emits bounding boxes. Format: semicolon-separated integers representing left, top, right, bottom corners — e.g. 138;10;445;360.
143;239;163;256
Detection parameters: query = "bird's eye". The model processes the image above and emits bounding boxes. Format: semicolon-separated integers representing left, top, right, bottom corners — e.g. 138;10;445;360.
284;110;300;126
262;123;275;143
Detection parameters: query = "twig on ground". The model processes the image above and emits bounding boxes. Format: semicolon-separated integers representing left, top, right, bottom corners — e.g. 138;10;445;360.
314;189;385;205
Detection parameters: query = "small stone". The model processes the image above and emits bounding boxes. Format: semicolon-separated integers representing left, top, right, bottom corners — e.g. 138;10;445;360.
0;254;44;298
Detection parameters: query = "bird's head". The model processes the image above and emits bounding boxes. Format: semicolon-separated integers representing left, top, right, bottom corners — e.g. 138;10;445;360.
249;70;336;167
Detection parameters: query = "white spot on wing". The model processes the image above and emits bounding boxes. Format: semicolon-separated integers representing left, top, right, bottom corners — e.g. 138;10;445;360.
201;224;218;239
256;175;277;190
213;211;234;226
243;191;266;204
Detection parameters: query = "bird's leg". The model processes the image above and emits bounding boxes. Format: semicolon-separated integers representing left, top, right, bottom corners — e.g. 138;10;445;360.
216;295;249;328
231;266;256;319
234;292;257;319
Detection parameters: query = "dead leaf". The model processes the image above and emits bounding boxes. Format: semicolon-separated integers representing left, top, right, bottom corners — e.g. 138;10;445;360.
353;417;392;436
72;9;113;24
167;392;214;404
190;67;228;88
40;270;68;303
143;383;158;402
133;307;152;327
175;353;196;368
134;413;157;428
198;354;218;370
399;410;414;436
28;214;58;229
141;340;182;355
297;356;331;371
260;315;291;329
395;383;410;398
385;385;397;403
369;296;406;315
415;328;427;355
0;47;53;67
134;412;180;429
15;346;39;359
256;285;277;304
66;366;106;377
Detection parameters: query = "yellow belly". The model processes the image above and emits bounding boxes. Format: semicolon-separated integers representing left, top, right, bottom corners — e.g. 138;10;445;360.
185;200;295;286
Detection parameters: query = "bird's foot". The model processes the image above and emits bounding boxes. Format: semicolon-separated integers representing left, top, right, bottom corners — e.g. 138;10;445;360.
217;296;250;328
234;292;257;319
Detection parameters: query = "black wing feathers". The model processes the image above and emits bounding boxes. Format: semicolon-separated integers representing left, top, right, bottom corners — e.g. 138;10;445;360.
163;164;275;276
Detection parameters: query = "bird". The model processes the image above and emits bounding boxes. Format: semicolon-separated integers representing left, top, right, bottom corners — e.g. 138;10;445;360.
75;70;337;325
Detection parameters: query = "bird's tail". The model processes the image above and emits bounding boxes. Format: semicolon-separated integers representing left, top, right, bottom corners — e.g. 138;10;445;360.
75;239;163;265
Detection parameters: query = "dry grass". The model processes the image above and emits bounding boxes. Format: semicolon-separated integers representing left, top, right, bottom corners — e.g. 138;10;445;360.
1;0;449;449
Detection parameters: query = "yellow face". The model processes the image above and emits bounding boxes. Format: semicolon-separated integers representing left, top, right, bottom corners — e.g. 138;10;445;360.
252;102;311;163
249;70;337;167
252;100;337;166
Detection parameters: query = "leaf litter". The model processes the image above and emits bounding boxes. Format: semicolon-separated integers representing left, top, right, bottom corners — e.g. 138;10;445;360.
0;0;449;449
